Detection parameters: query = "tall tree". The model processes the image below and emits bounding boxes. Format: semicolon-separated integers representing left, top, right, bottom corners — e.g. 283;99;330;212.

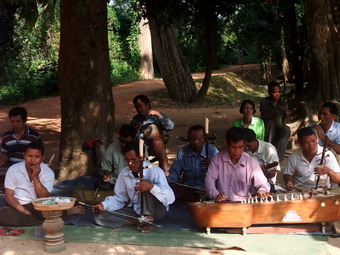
147;9;197;103
58;0;114;180
0;0;18;79
138;17;154;79
303;0;340;110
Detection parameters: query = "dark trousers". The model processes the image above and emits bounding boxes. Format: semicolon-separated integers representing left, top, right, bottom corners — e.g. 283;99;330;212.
0;203;44;227
264;119;291;161
94;191;167;228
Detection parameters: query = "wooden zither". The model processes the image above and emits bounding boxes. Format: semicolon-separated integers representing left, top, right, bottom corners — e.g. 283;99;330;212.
189;188;340;234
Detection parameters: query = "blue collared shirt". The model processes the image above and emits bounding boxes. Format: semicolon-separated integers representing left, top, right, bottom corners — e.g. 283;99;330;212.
168;144;219;189
319;121;340;148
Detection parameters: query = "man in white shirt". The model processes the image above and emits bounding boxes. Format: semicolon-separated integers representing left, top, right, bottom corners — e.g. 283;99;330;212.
244;128;280;192
283;127;340;190
0;142;54;226
92;141;175;232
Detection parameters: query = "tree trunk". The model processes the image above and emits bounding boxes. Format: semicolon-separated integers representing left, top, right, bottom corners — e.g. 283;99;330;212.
138;17;154;79
58;0;114;180
304;0;340;111
268;0;290;82
285;0;304;97
0;0;17;80
194;2;216;103
148;12;197;104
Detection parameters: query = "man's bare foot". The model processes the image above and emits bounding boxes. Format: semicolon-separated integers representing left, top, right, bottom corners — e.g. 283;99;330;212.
136;215;154;233
67;205;86;215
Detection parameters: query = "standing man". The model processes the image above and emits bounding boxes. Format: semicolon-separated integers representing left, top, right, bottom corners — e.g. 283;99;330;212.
260;81;291;161
167;125;219;203
131;94;175;174
92;141;175;233
205;127;270;202
244;128;280;192
0;107;41;188
314;102;340;154
283;127;340;190
98;124;136;190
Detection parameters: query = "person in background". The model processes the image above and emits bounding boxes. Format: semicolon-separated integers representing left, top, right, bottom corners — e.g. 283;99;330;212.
232;99;265;140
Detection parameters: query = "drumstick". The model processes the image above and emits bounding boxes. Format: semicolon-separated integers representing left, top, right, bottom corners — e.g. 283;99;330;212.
315;135;328;189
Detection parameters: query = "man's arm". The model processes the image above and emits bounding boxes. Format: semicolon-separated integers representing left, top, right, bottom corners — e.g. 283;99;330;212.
315;166;340;183
283;174;295;190
5;188;31;215
31;165;50;198
204;155;221;200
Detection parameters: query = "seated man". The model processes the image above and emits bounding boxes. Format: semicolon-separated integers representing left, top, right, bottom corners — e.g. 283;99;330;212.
314;102;340;154
283;127;340;190
98;124;135;189
0;142;84;227
244;129;280;193
92;141;175;233
131;94;175;174
0;107;41;187
260;81;291;161
205;127;270;202
167;125;219;203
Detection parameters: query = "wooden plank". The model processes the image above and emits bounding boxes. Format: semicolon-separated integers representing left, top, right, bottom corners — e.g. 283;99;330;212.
218;223;331;234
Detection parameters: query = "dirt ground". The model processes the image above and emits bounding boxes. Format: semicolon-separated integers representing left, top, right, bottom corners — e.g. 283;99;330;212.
1;64;340;254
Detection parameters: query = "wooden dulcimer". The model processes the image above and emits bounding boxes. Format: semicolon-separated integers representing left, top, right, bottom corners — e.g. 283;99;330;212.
189;188;340;234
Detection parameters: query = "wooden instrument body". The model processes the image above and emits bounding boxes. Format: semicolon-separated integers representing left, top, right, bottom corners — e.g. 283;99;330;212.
189;193;340;228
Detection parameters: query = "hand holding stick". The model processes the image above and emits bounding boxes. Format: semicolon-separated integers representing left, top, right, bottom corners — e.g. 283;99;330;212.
315;135;328;189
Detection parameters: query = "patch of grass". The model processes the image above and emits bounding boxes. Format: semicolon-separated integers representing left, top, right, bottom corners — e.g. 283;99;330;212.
151;69;270;108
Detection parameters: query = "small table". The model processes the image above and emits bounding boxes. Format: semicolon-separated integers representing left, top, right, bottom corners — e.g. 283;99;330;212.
32;197;76;253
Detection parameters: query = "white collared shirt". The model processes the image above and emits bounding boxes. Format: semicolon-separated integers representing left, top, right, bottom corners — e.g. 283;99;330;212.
247;139;280;184
5;161;55;205
283;145;340;188
102;162;175;214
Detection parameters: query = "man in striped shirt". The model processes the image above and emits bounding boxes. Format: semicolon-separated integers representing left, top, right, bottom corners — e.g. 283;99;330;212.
0;107;41;188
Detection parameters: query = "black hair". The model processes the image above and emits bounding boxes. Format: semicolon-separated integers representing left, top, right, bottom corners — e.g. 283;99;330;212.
244;128;257;143
297;127;317;141
122;141;140;156
239;100;256;114
225;127;246;143
25;141;44;155
321;102;338;115
188;125;205;136
119;124;136;138
133;94;151;108
267;81;280;91
9;107;27;122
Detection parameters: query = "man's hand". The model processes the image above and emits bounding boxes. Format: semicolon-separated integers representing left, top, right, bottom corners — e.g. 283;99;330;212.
200;158;211;171
314;125;325;141
214;192;228;202
285;181;295;191
102;175;111;182
135;179;154;193
257;190;270;199
91;203;104;213
314;165;330;176
30;164;41;179
149;110;161;117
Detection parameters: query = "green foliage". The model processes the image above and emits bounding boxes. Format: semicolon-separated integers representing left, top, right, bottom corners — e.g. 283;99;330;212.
0;8;59;105
107;3;141;85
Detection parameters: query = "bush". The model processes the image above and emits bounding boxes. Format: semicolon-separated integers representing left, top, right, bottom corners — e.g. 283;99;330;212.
110;61;140;86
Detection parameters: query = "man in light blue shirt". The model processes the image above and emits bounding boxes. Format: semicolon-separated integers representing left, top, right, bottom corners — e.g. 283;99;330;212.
167;125;219;203
314;102;340;155
92;141;174;233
